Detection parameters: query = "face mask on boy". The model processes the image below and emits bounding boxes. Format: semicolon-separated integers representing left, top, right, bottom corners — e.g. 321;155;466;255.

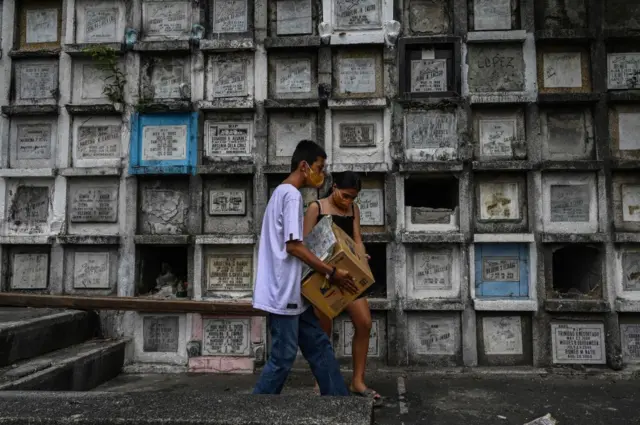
304;162;325;188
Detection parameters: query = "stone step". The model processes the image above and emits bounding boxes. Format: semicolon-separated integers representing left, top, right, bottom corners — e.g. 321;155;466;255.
0;307;98;367
0;338;126;391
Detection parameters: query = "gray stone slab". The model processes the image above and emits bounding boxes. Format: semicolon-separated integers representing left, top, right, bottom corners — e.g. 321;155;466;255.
467;44;525;92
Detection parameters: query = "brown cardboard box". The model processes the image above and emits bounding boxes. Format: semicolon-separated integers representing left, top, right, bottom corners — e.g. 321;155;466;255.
301;224;375;319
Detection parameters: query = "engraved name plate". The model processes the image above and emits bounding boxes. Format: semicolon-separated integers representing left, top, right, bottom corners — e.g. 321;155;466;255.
212;59;248;98
11;253;48;289
70;186;119;223
84;8;118;42
413;250;452;290
209;190;246;215
618;111;640;151
212;0;248;33
474;0;510;30
16;124;52;160
152;64;186;98
142;125;187;161
622;185;640;222
73;252;110;289
206;255;253;291
479;182;519;220
550;184;590;222
13;187;49;223
274;120;313;157
203;319;251;355
543;53;582;88
415;317;456;355
358;188;384;226
206;122;251;156
143;316;179;352
275;59;311;94
551;322;605;364
26;9;58;43
621;324;640;362
18;63;58;101
483;316;523;355
339;57;377;94
483;257;519;281
608;53;640;90
405;111;456;150
277;0;312;35
144;2;189;38
411;207;452;224
411;59;447;92
335;0;381;30
77;125;121;159
344;319;379;356
479;119;515;157
81;64;111;100
622;251;640;291
339;123;376;148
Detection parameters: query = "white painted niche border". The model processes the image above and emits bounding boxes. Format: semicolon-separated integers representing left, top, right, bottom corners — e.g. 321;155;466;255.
322;0;394;45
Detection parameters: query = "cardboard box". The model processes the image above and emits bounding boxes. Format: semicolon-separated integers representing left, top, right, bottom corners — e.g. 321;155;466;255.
301;215;337;280
302;223;375;319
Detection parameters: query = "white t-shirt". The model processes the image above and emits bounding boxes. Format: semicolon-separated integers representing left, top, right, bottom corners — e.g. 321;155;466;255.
252;184;309;316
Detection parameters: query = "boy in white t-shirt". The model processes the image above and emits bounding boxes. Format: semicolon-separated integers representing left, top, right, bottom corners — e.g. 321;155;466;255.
252;140;357;396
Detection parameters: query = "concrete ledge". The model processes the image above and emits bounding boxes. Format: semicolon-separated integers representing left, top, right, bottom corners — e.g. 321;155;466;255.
0;392;374;425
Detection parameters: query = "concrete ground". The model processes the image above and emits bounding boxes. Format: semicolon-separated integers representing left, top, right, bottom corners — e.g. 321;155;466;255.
95;370;640;424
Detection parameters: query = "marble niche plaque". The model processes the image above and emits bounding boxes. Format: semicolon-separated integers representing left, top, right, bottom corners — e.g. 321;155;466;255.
11;253;48;289
622;251;640;291
83;7;118;43
335;0;381;29
77;125;121;160
618;111;640;151
16;124;52;160
274;120;314;158
17;63;58;101
206;122;251;156
275;59;311;94
546;112;589;157
212;0;248;33
358;189;384;226
206;255;253;292
479;182;519;220
26;9;58;44
81;64;111;100
12;187;49;224
277;0;312;35
483;256;519;282
415;317;456;355
142;125;187;161
209;190;246;216
203;319;251;356
550;184;590;222
479;119;516;158
474;0;510;30
339;123;376;148
405;111;456;150
212;59;248;98
622;185;640;222
413;250;452;291
608;53;640;90
142;189;187;234
73;252;110;289
143;1;190;38
543;53;582;89
70;186;119;223
411;59;447;93
551;322;605;364
482;316;523;355
621;324;640;362
152;63;186;99
344;320;379;356
338;57;377;94
143;316;179;352
409;0;449;34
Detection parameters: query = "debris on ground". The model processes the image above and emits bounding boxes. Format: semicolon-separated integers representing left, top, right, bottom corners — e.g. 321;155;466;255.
524;414;557;425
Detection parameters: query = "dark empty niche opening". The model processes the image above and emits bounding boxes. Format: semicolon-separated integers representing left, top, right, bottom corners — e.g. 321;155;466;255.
364;243;387;298
137;246;189;297
405;175;459;224
551;245;602;299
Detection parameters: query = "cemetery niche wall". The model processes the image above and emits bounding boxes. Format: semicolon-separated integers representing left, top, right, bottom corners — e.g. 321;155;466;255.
1;0;640;374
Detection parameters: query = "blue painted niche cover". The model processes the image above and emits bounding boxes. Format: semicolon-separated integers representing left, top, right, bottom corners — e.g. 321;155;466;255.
129;112;198;175
475;243;529;298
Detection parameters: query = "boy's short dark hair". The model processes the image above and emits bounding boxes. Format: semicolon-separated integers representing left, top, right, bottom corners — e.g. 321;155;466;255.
290;140;327;172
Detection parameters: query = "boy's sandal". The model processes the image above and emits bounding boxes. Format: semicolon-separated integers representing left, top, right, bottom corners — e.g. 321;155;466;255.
351;388;383;407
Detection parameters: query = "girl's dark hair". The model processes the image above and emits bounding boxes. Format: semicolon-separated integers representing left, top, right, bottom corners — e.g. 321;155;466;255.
331;171;362;192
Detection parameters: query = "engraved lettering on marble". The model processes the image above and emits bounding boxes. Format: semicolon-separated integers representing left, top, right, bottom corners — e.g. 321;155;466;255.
622;251;640;291
274;120;313;157
411;207;452;224
411;59;447;92
483;316;523;355
277;0;312;35
11;253;48;289
144;2;189;38
142;189;187;234
206;255;253;291
621;324;640;362
81;64;111;100
479;119;515;157
335;0;381;29
544;53;582;88
608;53;640;90
622;185;640;222
142;125;187;161
410;0;448;34
482;257;519;282
479;182;519;220
209;190;246;216
84;8;118;42
77;125;121;159
73;252;110;289
12;187;49;223
26;9;58;43
618;111;640;151
18;63;57;100
70;186;118;223
547;112;587;156
474;0;510;30
551;322;605;364
344;319;379;356
339;123;376;148
550;184;590;222
212;0;248;33
212;59;247;98
152;64;186;98
143;316;179;352
358;188;384;226
275;59;311;94
415;317;456;355
469;45;525;92
16;124;51;160
206;122;251;156
203;319;251;355
413;250;452;290
338;57;377;94
405;111;456;150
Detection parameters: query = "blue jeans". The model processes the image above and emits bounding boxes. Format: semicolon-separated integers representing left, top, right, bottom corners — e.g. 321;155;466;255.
253;307;349;396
